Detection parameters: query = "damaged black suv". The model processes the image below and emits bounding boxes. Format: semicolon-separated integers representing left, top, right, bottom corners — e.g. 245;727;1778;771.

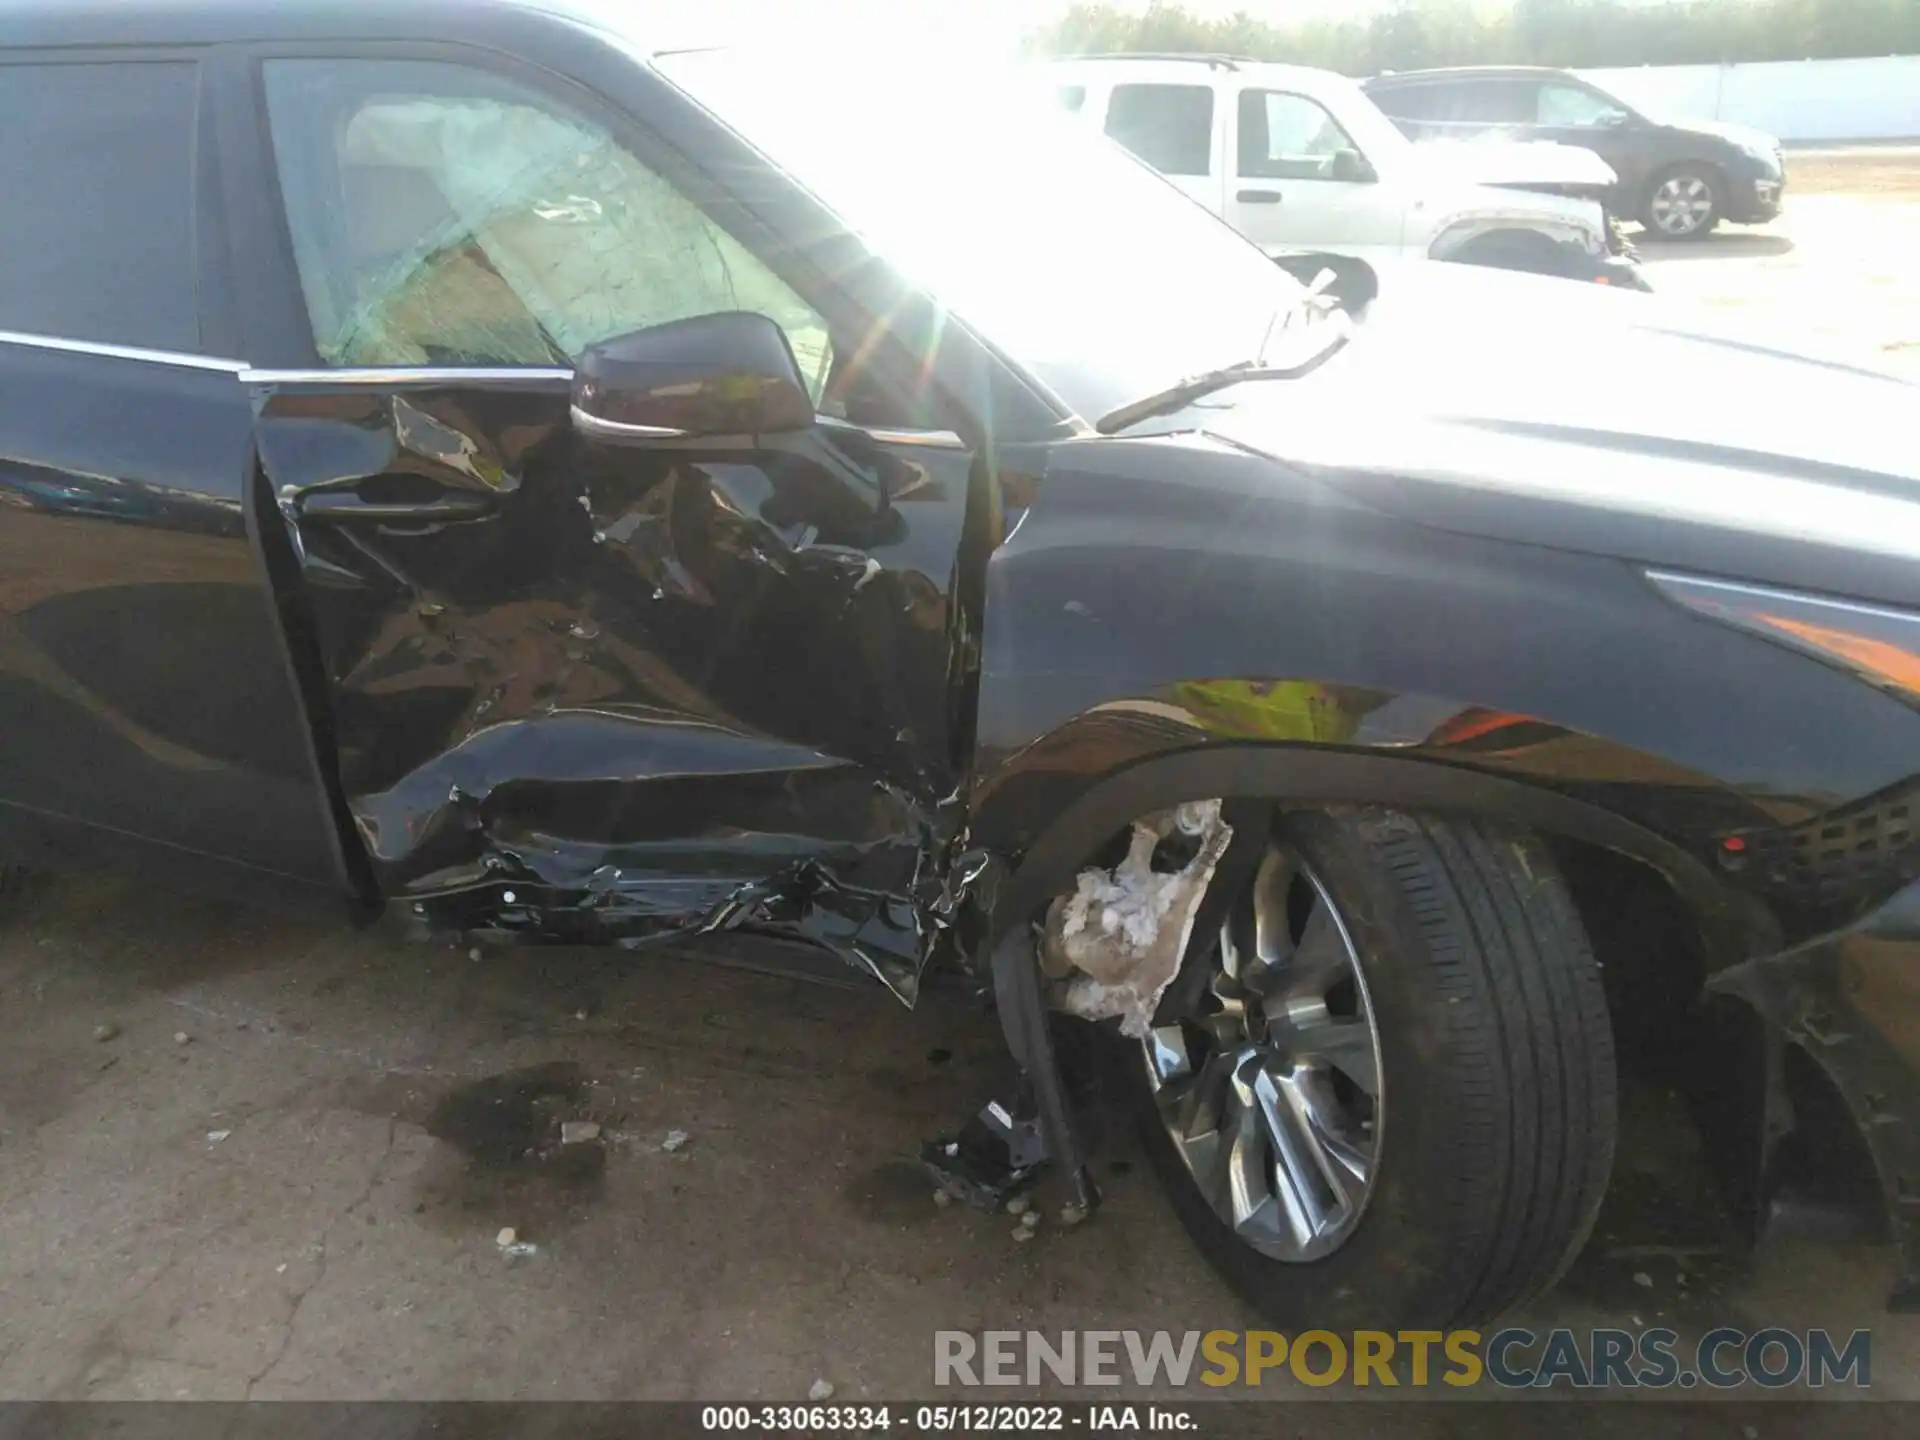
3;0;1918;1330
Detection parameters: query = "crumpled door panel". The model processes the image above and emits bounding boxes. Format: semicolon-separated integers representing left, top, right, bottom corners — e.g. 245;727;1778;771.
252;379;978;1001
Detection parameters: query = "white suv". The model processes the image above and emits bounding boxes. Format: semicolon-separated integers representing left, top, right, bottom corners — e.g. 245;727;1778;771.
1050;55;1647;289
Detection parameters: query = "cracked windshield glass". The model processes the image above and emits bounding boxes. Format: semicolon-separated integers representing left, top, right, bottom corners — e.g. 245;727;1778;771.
263;57;834;396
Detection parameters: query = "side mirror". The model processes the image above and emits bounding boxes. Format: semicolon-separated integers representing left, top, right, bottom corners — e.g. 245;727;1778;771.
1331;148;1377;184
571;311;814;443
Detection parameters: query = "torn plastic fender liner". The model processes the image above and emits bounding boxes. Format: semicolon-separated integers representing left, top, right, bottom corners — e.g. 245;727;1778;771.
1038;799;1233;1037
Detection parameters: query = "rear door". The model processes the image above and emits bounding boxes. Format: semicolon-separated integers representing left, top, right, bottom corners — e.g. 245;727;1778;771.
0;50;354;907
1226;87;1406;259
227;48;985;992
1100;80;1226;215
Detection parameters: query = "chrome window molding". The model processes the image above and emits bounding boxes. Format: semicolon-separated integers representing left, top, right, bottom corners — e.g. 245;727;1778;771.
241;365;574;387
0;328;246;374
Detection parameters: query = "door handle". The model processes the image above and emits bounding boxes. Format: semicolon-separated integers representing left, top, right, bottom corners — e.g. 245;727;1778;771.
1237;188;1283;204
298;489;498;524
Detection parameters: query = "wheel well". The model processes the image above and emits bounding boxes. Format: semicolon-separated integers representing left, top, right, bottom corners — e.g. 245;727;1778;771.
1550;837;1708;1057
1449;227;1569;270
989;744;1767;967
1008;774;1888;1263
1550;836;1887;1251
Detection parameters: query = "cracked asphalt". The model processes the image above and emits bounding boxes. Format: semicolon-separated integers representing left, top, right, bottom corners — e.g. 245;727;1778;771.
1;150;1918;1414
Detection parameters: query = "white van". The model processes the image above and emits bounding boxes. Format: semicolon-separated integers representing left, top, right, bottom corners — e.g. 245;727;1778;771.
1049;54;1648;288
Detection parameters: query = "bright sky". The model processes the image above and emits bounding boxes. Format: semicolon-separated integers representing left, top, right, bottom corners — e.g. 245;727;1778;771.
577;0;1394;57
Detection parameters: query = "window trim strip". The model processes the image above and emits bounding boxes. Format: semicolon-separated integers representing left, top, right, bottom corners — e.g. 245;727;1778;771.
0;329;246;374
239;366;575;387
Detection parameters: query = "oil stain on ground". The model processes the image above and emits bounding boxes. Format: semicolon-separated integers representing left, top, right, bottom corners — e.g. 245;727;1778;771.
410;1059;608;1241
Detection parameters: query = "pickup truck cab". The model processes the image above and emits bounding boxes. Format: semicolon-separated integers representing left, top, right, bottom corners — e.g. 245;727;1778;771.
1050;54;1646;287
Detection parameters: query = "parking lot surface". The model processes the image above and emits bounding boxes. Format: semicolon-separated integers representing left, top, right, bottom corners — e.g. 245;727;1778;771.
1640;145;1920;379
1;149;1917;1414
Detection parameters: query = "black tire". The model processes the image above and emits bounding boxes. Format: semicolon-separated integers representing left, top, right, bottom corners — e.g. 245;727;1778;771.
1126;807;1617;1329
1639;165;1722;241
1447;228;1576;279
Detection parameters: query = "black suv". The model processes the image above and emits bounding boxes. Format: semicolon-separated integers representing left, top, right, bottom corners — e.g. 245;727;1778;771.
1366;66;1786;240
2;0;1916;1331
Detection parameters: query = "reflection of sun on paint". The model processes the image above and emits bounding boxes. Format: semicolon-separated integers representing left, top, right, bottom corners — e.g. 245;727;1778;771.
1757;612;1920;698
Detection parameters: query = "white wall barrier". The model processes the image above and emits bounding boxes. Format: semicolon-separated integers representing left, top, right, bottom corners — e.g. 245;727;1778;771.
1580;55;1920;143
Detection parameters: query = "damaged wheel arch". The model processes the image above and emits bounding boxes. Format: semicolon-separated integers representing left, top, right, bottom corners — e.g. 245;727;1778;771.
984;742;1764;970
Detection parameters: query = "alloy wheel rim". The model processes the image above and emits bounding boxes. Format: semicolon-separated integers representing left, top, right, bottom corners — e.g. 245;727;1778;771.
1140;839;1383;1263
1651;176;1713;236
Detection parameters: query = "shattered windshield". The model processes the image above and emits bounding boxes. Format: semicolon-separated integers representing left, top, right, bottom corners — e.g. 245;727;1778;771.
655;49;1308;421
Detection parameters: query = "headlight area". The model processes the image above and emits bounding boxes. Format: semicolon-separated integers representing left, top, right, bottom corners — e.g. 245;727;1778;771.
1430;213;1607;261
1647;570;1920;709
1429;214;1650;289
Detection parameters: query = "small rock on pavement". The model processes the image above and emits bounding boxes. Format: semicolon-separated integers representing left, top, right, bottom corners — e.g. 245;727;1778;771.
808;1379;835;1402
495;1227;538;1258
662;1129;690;1153
560;1121;601;1145
93;1023;119;1043
1011;1225;1035;1243
1006;1195;1030;1216
173;1031;191;1046
206;1130;231;1145
1058;1203;1089;1228
1632;1271;1654;1289
932;1189;953;1208
468;947;482;962
1019;1210;1041;1231
1743;1428;1760;1440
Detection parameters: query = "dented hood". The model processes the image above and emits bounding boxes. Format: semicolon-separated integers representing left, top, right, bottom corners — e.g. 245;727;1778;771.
1161;262;1920;608
1414;137;1618;196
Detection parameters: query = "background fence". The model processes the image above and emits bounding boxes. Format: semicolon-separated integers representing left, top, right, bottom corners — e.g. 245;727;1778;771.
1580;55;1920;143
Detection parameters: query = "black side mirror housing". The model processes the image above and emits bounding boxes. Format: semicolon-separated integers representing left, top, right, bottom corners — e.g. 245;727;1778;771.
571;311;815;443
1331;148;1377;184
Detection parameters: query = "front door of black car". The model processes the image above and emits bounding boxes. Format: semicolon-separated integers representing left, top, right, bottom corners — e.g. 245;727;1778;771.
1529;79;1645;200
238;54;983;998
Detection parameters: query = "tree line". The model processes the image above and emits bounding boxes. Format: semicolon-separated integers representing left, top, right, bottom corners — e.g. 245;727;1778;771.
1028;0;1920;74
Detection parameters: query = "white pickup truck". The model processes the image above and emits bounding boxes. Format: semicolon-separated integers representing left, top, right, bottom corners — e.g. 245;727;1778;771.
1049;54;1647;290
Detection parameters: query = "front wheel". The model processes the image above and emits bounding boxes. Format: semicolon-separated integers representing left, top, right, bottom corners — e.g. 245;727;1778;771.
1126;807;1616;1329
1641;167;1721;239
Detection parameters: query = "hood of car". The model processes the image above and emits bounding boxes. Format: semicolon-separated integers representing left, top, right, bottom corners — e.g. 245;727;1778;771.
1161;262;1920;607
1655;114;1779;155
1415;137;1619;193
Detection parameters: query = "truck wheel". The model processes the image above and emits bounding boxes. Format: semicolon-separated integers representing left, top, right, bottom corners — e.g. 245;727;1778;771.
1126;807;1616;1329
1641;166;1721;240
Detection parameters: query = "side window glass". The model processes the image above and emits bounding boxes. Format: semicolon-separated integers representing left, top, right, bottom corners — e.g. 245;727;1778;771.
261;58;832;398
1537;83;1628;128
1371;85;1438;121
0;61;201;353
1104;84;1213;177
1470;81;1542;126
1237;91;1363;180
